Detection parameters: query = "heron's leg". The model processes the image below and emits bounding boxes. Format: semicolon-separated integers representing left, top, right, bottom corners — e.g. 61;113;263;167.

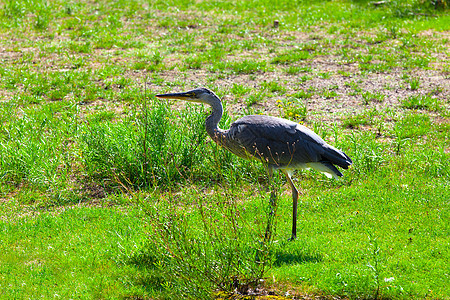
282;170;299;240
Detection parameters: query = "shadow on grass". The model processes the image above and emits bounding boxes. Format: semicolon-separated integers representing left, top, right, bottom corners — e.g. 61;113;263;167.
274;251;323;266
273;242;323;267
126;250;171;298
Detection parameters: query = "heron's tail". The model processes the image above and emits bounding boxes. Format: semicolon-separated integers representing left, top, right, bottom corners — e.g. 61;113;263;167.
322;145;352;168
310;144;352;179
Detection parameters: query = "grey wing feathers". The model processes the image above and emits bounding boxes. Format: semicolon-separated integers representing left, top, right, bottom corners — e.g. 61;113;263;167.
226;115;352;176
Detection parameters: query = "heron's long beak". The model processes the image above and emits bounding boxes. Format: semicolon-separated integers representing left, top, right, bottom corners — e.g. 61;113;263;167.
155;91;195;101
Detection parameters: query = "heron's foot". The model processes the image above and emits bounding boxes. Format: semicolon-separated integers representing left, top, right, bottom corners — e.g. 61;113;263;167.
288;235;297;241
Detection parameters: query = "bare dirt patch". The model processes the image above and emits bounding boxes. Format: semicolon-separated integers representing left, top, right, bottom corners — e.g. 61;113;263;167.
143;26;449;127
148;66;448;127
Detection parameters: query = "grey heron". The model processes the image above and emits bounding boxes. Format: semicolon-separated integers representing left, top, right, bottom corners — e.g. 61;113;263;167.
156;87;352;240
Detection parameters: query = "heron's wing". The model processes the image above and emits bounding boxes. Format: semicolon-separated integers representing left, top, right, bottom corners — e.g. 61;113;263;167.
226;115;352;172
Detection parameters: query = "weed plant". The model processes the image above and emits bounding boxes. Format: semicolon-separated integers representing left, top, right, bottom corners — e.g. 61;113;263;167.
134;187;278;299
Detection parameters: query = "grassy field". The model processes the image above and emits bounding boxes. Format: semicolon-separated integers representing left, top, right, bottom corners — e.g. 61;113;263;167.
0;0;449;299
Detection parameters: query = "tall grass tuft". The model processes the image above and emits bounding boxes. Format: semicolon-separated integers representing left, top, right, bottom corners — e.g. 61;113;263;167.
82;97;201;188
0;104;75;195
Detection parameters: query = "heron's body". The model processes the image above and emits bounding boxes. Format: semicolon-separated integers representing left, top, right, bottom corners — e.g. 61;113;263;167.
220;115;350;179
156;87;352;240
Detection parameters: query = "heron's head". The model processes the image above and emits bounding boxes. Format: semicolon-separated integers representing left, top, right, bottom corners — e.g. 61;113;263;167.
155;87;217;105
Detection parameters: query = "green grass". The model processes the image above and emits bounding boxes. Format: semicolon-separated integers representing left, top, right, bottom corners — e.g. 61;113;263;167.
342;113;372;129
0;0;449;299
278;97;308;121
362;91;385;105
0;202;147;298
271;49;312;65
401;95;444;111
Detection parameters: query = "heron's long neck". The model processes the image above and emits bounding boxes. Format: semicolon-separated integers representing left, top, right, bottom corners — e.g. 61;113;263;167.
205;97;226;146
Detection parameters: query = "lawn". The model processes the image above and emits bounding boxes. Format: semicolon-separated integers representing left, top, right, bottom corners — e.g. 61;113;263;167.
0;0;449;299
